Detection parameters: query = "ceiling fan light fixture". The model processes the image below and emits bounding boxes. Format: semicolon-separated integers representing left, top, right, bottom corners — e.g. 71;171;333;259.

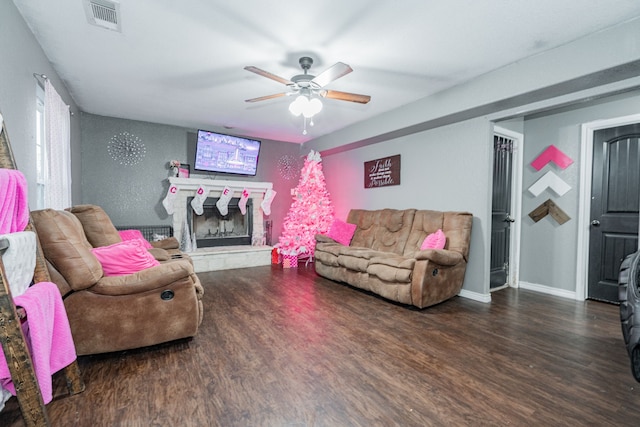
307;98;323;116
288;95;307;116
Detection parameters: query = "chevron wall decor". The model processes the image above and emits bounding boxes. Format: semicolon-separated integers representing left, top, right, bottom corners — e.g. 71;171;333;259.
530;145;574;171
528;170;571;197
528;199;571;224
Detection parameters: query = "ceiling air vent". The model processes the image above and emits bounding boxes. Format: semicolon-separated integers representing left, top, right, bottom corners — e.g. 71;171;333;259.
83;0;121;32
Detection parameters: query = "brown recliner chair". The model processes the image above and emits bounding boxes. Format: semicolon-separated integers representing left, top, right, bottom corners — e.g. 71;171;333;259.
31;208;204;356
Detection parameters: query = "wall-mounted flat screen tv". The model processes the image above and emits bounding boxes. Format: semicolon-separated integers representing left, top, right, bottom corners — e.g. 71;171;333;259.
194;130;261;176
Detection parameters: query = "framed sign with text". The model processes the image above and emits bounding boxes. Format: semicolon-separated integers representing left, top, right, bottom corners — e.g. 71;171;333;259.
364;154;401;189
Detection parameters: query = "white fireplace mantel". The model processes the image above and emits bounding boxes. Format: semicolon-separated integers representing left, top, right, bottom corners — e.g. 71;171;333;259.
167;177;274;272
168;177;273;196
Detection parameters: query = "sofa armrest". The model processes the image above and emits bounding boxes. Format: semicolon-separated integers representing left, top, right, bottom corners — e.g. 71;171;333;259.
315;234;338;244
147;247;170;261
414;249;463;266
90;260;195;296
151;236;180;250
410;254;467;309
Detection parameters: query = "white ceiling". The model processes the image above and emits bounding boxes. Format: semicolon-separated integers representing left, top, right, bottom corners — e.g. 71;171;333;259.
13;0;640;143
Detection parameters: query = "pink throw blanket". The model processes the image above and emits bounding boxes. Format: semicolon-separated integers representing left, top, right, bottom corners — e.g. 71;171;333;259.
0;168;29;234
0;282;77;404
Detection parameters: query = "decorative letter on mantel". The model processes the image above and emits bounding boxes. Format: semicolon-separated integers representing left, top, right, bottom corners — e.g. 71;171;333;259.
528;170;571;197
530;145;573;171
528;199;571;225
364;154;400;189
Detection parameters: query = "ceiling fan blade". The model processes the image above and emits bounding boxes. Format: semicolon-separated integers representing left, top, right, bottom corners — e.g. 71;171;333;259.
311;62;353;88
245;93;288;103
244;66;293;85
321;90;371;104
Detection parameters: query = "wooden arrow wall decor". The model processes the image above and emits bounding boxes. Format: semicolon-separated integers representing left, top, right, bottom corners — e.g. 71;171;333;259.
529;199;571;224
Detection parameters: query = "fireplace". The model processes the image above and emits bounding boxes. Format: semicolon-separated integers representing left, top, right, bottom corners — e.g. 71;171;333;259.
167;177;273;272
188;197;252;247
169;177;273;252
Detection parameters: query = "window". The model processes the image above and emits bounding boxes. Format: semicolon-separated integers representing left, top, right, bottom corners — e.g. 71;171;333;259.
36;83;46;209
37;78;72;210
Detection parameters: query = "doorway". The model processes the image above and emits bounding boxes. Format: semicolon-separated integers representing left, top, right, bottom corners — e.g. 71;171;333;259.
588;123;640;302
490;127;523;291
577;114;640;302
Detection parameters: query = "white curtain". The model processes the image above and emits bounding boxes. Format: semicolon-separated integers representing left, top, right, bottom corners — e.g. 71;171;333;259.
44;79;71;209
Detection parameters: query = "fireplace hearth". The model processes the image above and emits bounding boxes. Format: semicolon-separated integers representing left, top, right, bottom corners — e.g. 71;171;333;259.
188;197;252;247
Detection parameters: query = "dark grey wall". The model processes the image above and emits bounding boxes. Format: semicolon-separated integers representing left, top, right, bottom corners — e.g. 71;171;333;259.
0;1;81;207
80;113;301;240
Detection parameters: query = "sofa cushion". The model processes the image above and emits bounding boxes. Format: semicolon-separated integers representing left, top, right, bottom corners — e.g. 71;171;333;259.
369;255;416;270
315;249;340;267
348;209;416;255
368;255;414;283
31;209;103;290
367;265;412;283
337;247;390;272
337;255;369;272
316;242;344;256
92;240;160;276
421;229;446;250
68;204;121;247
326;218;357;246
367;264;413;283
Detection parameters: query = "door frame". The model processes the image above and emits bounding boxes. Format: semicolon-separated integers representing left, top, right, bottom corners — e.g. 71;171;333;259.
576;113;640;300
493;126;524;289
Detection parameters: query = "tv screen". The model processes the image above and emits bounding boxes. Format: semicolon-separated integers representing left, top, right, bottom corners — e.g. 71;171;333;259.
194;130;261;176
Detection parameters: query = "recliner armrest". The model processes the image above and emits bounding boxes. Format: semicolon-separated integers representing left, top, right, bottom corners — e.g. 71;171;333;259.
150;237;180;250
90;260;195;296
413;249;463;266
315;234;337;244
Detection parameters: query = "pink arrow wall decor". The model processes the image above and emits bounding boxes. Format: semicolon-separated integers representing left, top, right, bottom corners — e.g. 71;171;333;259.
530;145;574;171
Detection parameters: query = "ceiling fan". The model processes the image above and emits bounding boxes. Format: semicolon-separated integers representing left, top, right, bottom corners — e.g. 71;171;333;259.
244;57;371;105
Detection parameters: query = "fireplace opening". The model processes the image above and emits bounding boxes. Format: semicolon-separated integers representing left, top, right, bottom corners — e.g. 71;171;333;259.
187;197;253;247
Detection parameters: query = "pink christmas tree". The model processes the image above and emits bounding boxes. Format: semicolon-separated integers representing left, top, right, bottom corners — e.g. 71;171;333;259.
277;150;334;258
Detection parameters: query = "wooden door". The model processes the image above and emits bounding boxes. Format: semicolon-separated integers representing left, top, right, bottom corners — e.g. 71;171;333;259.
491;135;515;289
588;123;640;302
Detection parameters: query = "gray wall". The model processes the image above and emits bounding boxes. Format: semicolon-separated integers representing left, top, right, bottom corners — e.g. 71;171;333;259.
0;1;81;207
80;113;301;240
519;90;640;292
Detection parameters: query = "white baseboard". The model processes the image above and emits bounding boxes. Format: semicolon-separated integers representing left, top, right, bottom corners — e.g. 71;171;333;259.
458;289;491;303
518;281;578;300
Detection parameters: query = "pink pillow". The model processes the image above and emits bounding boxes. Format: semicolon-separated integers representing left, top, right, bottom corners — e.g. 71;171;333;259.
92;239;160;276
118;229;153;249
420;229;446;250
326;218;357;246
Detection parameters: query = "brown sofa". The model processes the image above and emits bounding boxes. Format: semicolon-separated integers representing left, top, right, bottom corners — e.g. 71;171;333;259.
31;208;204;356
315;209;473;308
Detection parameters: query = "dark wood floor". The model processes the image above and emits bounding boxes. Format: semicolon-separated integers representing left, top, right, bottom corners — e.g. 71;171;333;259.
2;263;639;426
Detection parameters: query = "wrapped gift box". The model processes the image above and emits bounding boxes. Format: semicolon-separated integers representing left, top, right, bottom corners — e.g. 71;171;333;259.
271;248;281;264
282;254;298;268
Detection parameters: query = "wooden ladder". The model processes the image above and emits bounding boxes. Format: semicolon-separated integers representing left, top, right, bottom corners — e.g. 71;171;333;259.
0;117;85;426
